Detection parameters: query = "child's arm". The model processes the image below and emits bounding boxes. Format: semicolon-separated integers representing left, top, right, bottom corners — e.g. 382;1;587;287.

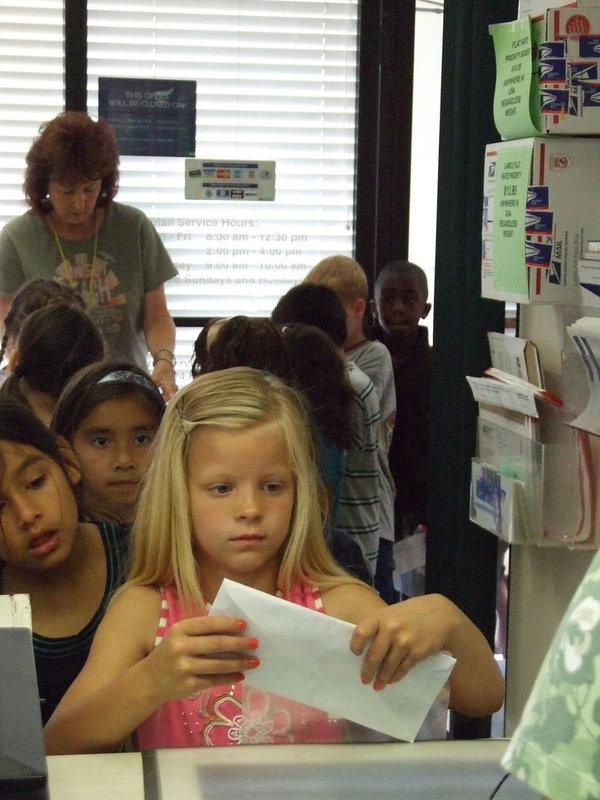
43;585;259;754
323;586;504;718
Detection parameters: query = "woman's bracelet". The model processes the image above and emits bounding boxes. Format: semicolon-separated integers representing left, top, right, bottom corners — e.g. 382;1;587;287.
152;348;176;367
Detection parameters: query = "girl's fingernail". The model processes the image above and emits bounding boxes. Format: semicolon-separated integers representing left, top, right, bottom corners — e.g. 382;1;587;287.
248;638;259;649
361;676;370;685
237;619;247;630
373;680;384;691
248;657;260;668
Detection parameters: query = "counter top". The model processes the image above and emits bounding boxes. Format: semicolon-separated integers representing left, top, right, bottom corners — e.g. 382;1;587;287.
46;739;539;799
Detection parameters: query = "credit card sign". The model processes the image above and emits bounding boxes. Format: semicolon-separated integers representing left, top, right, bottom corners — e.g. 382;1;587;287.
185;159;275;201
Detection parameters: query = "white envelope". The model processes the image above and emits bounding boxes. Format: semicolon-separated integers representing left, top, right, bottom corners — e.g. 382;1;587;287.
209;579;456;742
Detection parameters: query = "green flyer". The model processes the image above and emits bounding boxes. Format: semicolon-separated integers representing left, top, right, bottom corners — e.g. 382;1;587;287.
493;142;532;296
490;18;540;140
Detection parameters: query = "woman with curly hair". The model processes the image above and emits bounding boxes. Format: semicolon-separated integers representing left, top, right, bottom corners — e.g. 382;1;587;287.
0;112;178;399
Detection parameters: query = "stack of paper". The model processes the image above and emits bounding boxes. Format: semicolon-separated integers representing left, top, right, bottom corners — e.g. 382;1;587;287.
487;332;544;388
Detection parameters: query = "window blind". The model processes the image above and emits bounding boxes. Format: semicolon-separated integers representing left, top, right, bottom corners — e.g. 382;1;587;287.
86;0;359;321
0;2;65;220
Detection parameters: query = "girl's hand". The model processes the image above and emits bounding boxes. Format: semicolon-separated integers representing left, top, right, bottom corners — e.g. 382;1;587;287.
144;615;259;702
349;594;459;690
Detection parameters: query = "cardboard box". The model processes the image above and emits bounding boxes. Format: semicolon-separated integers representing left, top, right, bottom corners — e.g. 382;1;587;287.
482;136;600;303
491;6;600;136
533;6;600;133
519;0;597;19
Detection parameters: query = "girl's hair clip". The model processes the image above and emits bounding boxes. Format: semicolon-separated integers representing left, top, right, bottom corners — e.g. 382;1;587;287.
175;397;196;435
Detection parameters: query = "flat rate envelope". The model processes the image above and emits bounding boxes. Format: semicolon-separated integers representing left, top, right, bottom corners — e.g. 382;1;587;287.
208;579;456;742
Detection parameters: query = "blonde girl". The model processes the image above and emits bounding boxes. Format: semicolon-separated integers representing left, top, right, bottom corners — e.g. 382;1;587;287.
45;367;504;753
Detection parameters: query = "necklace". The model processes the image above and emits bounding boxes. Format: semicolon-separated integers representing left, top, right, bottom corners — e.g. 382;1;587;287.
344;338;368;352
49;214;99;306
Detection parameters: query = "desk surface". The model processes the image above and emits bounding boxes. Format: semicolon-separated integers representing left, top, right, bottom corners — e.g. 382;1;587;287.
47;740;539;800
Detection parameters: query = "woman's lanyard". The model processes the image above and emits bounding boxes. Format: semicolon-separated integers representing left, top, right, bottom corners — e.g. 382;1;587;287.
49;217;99;306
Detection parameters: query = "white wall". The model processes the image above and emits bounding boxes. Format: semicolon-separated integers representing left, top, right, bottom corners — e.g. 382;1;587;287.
409;8;444;336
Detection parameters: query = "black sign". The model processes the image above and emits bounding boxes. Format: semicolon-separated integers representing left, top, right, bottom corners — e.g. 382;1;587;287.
98;77;196;157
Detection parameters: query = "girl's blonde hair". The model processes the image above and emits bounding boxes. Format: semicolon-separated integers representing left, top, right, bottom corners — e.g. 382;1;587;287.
121;366;361;610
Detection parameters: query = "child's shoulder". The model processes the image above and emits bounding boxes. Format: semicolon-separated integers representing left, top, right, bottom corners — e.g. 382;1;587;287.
86;583;162;662
103;584;162;646
366;338;390;355
117;582;161;603
321;581;384;624
348;338;388;356
109;583;162;621
349;338;393;368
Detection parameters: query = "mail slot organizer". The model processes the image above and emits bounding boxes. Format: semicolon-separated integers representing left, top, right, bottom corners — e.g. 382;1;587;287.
467;365;596;548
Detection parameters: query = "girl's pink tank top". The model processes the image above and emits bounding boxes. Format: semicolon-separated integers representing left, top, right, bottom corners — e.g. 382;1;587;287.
136;582;344;748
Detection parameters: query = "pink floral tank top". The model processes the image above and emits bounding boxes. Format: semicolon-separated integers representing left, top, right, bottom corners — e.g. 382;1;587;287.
136;583;343;749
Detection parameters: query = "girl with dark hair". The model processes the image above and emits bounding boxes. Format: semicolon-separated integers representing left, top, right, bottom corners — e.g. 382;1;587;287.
279;323;370;582
0;111;178;399
271;282;383;575
282;322;354;450
280;322;353;524
193;315;292;379
0;277;85;367
1;301;105;426
0;397;128;724
52;360;166;524
190;317;224;377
